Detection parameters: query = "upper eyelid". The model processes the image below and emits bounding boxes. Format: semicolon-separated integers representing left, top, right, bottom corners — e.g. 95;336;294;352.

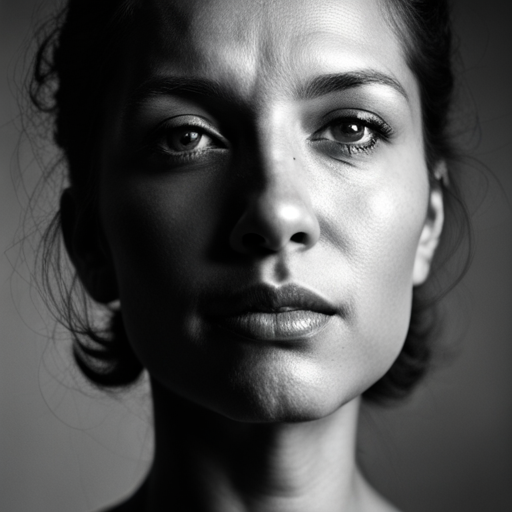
318;110;389;129
150;116;229;148
320;107;384;120
152;115;223;137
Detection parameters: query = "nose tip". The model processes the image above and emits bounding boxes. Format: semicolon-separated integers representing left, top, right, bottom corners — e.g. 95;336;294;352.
229;191;320;255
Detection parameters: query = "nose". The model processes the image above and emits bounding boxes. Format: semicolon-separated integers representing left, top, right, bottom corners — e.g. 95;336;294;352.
229;164;320;255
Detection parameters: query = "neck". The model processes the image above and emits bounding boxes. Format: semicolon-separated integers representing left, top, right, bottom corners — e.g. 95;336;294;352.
141;378;374;512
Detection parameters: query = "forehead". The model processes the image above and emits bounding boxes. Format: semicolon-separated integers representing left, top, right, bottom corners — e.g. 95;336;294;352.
131;0;414;102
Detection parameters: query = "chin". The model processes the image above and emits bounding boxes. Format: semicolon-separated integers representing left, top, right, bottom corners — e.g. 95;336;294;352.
203;366;364;425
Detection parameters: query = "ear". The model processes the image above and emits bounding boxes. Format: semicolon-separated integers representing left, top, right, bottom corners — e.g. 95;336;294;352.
60;188;119;303
412;164;446;286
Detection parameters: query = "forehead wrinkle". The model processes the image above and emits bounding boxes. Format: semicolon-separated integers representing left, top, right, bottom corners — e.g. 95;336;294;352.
141;0;310;110
131;0;417;118
243;2;321;109
149;0;264;98
243;0;407;107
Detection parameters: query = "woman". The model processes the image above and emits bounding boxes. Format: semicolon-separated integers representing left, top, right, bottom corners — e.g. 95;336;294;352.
29;0;470;510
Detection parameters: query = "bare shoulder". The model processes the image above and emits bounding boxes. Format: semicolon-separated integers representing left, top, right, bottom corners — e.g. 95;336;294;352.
356;471;403;512
366;493;403;512
94;484;147;512
95;500;137;512
95;500;140;512
365;486;403;512
380;499;403;512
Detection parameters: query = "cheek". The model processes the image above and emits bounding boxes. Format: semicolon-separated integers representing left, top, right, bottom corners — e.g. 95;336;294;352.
346;172;429;371
102;166;228;290
97;170;224;366
98;145;430;420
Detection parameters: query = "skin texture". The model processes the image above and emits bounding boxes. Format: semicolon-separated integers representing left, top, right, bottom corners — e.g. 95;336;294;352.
62;0;444;510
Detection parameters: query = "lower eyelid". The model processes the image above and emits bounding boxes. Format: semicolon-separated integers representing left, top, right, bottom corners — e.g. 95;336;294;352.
146;146;228;168
309;135;379;158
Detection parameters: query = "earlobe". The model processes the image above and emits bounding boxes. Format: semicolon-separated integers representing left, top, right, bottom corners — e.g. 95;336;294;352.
60;188;119;303
412;168;445;286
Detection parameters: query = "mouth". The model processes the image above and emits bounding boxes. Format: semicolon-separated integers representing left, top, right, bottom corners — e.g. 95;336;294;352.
206;283;338;341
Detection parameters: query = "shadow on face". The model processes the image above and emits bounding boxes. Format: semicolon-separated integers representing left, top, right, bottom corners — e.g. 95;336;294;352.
63;0;444;422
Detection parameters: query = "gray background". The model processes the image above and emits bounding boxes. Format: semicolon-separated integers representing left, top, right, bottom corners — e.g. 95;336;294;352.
1;0;511;511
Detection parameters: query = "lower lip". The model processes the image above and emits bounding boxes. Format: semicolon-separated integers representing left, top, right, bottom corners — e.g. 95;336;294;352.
213;310;333;341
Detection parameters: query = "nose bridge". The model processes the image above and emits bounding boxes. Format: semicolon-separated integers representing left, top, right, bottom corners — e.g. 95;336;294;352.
254;106;305;196
257;140;309;217
229;114;321;255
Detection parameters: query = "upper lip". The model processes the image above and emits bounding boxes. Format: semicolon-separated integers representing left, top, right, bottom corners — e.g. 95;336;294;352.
205;283;338;317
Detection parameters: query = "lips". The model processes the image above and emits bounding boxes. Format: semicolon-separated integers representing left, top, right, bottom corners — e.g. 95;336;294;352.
206;283;338;341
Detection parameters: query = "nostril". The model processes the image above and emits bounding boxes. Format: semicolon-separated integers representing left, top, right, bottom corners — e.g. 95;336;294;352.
242;233;266;248
291;232;307;244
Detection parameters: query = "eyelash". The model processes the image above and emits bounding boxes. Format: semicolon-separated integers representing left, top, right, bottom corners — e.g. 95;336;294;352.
143;112;392;164
144;119;226;164
309;113;393;158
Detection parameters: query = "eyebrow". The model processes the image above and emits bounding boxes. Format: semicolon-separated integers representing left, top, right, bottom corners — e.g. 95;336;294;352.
129;76;232;107
296;71;408;101
128;70;408;108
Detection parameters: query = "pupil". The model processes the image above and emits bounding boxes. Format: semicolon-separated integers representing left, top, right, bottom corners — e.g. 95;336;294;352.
181;131;200;146
343;123;362;135
333;122;364;142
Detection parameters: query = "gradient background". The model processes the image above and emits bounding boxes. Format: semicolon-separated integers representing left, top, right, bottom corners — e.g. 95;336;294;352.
1;0;511;511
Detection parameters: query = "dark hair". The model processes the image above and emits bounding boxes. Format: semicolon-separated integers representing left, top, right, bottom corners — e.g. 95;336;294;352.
29;0;471;401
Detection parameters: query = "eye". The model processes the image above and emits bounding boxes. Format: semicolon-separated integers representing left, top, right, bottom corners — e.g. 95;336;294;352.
309;112;392;158
165;126;218;153
141;115;229;165
324;121;372;145
315;119;377;147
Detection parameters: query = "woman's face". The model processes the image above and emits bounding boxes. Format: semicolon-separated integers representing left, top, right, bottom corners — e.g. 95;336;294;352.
91;0;443;421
